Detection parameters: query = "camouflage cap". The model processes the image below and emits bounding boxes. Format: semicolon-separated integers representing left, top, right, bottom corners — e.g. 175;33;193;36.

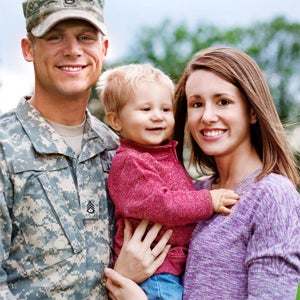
23;0;106;37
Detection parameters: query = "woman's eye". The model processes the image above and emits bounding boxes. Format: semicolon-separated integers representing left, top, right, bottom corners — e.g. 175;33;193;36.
192;102;202;108
219;99;230;105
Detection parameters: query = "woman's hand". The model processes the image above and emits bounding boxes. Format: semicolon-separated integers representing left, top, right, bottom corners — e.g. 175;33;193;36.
114;219;172;283
105;268;148;300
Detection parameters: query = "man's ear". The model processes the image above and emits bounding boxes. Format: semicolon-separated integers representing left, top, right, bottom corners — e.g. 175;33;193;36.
101;38;109;63
106;112;122;132
21;38;34;62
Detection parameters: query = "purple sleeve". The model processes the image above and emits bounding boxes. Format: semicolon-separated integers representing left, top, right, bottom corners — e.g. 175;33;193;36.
245;177;300;299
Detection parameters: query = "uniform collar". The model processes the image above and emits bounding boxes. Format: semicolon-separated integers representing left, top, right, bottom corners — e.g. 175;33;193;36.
16;97;118;158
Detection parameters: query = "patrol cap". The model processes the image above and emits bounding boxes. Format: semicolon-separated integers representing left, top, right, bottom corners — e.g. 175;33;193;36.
22;0;106;37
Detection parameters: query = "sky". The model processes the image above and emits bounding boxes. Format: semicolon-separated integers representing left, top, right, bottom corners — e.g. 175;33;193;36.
0;0;300;113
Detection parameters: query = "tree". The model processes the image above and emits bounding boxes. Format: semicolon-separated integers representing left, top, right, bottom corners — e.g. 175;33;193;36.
104;16;300;123
89;16;300;166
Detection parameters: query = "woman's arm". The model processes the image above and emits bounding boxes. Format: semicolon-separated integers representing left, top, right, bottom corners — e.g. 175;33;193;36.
113;219;172;283
105;220;171;299
246;179;300;299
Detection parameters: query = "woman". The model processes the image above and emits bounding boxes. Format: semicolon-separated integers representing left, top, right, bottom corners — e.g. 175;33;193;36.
174;46;300;299
105;46;300;299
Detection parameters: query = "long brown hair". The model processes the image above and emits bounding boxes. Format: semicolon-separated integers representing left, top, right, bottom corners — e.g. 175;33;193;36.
174;46;299;187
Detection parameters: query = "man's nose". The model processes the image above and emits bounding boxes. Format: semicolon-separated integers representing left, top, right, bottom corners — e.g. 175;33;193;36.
62;37;83;57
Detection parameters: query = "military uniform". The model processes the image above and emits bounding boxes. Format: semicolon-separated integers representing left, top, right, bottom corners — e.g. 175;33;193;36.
0;98;119;299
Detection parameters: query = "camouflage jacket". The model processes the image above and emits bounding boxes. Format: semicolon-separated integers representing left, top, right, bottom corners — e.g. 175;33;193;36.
0;98;119;299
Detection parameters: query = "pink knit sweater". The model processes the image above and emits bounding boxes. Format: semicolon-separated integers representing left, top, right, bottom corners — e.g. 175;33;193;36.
108;139;213;275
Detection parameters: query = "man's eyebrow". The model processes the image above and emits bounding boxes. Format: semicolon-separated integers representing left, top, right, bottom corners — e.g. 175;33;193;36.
45;28;63;35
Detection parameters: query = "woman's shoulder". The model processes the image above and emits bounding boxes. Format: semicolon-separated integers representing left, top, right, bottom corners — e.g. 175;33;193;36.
256;173;298;195
193;175;213;190
249;173;300;241
252;173;300;212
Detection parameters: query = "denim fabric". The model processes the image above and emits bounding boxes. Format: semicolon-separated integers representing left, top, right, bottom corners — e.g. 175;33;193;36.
139;273;183;300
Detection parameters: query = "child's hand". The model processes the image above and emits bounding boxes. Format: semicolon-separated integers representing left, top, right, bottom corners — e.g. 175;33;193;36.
209;189;239;214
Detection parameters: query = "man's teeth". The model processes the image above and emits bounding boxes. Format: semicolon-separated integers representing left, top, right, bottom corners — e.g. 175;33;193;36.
61;66;83;71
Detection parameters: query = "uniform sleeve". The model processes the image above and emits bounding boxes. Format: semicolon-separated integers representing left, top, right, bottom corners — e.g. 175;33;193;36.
245;179;300;299
108;152;213;227
0;148;15;299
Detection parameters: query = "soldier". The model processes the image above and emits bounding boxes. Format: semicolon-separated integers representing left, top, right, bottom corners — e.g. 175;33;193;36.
0;0;116;299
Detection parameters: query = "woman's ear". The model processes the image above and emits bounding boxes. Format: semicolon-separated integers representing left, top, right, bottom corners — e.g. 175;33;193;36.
106;112;122;132
21;38;34;62
250;108;257;124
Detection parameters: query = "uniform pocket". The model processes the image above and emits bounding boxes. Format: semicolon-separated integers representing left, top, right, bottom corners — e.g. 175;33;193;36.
9;157;85;275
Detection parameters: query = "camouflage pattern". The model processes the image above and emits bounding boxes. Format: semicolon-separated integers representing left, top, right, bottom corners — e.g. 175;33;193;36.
23;0;106;36
0;97;119;299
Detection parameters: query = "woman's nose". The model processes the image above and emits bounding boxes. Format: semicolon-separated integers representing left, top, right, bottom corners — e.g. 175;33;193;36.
201;105;218;123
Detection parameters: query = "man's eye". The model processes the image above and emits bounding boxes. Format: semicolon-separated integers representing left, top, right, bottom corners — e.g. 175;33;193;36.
46;35;63;41
79;35;94;41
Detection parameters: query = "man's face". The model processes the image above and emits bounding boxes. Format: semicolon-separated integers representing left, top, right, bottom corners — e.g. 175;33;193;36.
23;19;108;101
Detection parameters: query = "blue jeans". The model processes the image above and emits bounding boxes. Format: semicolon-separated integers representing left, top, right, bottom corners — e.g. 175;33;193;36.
139;273;183;300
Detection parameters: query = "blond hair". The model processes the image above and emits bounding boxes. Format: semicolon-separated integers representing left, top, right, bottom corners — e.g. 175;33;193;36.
96;63;174;114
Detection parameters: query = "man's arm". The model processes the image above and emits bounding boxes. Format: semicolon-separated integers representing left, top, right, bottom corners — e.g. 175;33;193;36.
0;138;14;297
0;173;15;298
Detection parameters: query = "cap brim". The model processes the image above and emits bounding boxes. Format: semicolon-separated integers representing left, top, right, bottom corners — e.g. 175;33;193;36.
31;9;107;37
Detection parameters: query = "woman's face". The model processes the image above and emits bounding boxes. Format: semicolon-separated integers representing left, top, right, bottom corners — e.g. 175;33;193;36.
186;69;256;159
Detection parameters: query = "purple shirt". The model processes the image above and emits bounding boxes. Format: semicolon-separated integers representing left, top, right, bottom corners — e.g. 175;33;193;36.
183;169;300;299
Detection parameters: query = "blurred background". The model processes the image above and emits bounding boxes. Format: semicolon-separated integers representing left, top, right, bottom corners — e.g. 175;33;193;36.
0;0;299;163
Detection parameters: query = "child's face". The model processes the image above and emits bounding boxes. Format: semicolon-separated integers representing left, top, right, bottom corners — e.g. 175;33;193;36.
117;82;175;146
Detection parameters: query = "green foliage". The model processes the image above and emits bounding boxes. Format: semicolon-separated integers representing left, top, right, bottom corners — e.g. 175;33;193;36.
91;16;300;168
107;16;300;123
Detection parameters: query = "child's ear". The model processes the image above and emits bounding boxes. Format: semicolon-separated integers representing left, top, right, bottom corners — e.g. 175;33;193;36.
106;112;122;132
